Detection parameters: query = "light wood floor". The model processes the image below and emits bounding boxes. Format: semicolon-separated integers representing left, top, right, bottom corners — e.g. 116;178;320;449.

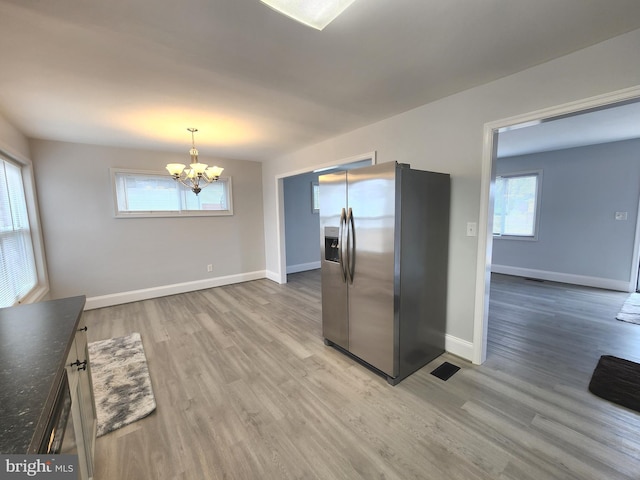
84;271;640;479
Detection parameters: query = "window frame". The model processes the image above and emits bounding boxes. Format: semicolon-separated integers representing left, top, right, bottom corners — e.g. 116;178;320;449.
493;169;543;241
111;168;233;218
0;152;48;306
311;181;319;214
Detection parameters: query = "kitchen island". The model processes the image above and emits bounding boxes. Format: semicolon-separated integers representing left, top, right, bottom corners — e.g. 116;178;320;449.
0;296;96;479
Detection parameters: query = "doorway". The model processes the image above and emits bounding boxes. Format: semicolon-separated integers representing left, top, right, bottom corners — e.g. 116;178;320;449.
275;152;376;284
473;86;640;365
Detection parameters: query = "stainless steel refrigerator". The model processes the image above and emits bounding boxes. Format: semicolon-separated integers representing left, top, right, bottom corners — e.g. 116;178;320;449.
319;161;450;385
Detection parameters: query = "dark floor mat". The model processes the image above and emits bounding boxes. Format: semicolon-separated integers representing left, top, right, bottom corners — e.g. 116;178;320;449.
589;355;640;413
430;362;460;381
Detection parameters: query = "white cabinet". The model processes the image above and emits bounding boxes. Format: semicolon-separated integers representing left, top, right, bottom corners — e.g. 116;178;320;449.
64;315;97;480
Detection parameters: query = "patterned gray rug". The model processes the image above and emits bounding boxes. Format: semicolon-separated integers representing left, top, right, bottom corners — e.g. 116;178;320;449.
88;332;156;437
616;293;640;325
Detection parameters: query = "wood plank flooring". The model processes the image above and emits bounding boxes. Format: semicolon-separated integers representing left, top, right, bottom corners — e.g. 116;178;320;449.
83;271;640;479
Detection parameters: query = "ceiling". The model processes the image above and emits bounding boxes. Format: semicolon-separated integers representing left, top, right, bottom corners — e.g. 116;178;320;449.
1;0;640;162
497;99;640;158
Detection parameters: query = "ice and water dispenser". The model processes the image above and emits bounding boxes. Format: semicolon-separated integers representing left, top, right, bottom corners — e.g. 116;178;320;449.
324;226;340;263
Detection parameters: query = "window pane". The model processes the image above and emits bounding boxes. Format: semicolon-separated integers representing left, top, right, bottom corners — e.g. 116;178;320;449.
493;173;539;237
312;182;319;212
0;158;37;307
117;173;180;211
493;177;505;235
113;169;232;217
183;180;229;211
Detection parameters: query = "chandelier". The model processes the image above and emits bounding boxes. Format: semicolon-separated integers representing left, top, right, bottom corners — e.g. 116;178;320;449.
166;128;224;195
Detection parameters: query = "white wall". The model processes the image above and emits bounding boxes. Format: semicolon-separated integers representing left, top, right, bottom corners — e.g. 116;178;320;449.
493;139;640;291
0;111;30;161
30;139;265;306
283;171;320;273
262;29;640;360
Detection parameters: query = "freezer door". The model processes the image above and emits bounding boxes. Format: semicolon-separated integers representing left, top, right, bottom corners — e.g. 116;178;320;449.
347;162;397;376
319;171;349;349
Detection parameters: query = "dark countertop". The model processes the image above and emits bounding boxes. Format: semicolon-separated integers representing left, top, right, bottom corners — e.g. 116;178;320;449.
0;296;86;454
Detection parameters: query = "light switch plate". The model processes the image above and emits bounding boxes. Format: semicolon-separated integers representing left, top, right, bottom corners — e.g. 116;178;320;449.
615;212;628;221
466;222;477;237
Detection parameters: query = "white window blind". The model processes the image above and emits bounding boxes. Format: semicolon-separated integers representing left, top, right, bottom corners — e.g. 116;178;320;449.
493;171;541;238
112;169;233;217
0;157;37;307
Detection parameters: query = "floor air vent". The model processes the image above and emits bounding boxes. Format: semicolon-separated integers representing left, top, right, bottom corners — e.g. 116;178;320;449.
430;362;460;381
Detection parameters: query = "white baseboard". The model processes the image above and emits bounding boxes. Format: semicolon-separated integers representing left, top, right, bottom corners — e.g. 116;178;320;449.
286;261;321;274
85;270;266;310
445;334;474;362
86;270;477;364
265;270;285;284
491;264;632;292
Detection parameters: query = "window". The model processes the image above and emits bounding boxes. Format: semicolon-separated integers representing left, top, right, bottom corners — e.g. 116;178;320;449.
112;169;233;217
493;171;542;239
311;181;319;213
0;156;37;307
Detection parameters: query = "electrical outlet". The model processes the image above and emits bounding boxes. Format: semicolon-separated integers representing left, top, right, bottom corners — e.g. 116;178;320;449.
207;264;213;272
615;212;628;221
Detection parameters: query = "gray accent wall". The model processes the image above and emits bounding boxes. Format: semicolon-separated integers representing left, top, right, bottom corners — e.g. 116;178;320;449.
283;171;320;272
30;139;265;300
493;138;640;287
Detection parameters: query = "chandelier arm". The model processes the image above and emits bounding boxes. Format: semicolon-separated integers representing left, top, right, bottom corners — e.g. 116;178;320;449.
173;175;214;191
174;177;193;190
201;173;217;183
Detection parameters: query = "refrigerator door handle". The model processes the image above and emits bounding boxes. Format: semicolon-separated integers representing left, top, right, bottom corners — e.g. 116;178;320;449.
339;208;347;282
347;207;355;283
